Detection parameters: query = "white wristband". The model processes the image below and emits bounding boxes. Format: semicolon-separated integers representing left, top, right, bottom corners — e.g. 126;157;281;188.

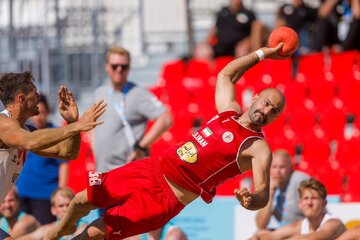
255;49;265;61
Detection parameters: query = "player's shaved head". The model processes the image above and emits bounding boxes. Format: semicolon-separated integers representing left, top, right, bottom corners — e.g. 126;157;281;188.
259;88;286;113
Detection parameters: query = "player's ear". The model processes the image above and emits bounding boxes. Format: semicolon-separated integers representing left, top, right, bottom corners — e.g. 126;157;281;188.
17;93;26;103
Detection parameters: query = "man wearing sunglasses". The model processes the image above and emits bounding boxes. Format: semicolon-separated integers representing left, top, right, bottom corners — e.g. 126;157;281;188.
92;46;173;173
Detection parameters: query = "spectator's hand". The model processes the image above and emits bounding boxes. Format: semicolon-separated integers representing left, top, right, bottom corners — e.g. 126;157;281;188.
76;100;107;132
234;187;252;209
58;86;79;123
263;43;291;60
270;177;280;194
127;149;147;163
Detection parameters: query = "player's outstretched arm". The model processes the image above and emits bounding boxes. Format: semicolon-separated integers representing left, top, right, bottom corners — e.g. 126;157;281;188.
32;100;107;159
0;100;106;159
215;43;286;113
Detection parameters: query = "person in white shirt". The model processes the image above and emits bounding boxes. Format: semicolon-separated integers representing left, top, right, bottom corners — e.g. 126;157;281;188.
251;178;346;240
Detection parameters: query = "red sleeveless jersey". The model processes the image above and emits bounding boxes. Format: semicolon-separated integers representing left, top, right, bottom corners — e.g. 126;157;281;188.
160;110;264;203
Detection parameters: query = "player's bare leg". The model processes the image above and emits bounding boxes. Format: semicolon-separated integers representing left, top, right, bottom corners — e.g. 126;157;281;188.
71;218;107;240
45;190;97;240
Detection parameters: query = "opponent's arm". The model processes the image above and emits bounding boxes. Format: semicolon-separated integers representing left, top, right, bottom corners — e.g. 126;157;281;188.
0;101;106;159
31;100;106;159
215;43;285;113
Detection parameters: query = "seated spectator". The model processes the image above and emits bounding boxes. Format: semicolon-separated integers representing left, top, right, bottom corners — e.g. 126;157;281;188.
251;178;346;240
256;149;309;230
0;187;40;238
336;224;360;240
314;0;360;52
126;221;188;240
275;0;318;53
207;0;266;57
17;187;87;240
16;93;68;225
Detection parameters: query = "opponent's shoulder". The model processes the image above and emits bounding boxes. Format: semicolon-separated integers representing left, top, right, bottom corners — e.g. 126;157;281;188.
0;115;20;129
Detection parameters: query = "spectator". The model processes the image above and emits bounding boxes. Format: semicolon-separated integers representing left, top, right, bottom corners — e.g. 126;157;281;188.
275;0;318;53
207;0;266;57
17;187;87;240
314;0;360;52
256;149;309;230
127;221;188;240
336;224;360;240
0;187;40;238
251;178;346;240
16;94;68;225
93;46;173;173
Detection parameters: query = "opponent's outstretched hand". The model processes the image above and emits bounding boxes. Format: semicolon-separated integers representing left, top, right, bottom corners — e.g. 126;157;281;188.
77;100;107;132
234;187;252;209
262;43;292;60
58;86;79;123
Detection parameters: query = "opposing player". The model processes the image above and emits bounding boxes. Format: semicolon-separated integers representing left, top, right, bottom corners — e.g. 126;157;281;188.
0;71;106;239
45;43;288;240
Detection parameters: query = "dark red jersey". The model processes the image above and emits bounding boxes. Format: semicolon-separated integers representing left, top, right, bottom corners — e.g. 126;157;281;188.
160;110;264;203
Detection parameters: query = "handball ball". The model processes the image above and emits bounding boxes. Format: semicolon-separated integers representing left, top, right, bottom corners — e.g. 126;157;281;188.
268;27;299;56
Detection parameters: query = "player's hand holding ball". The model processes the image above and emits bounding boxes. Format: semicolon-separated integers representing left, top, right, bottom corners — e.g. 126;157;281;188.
268;26;299;57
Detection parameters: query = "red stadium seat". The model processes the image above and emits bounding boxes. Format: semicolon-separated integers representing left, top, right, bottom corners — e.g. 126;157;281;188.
316;164;344;195
334;134;360;175
318;106;347;140
342;172;360;202
296;134;331;175
263;58;294;87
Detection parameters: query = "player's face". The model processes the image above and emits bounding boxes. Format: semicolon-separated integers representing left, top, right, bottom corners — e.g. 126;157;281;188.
299;189;326;219
0;190;19;218
248;94;282;127
106;53;130;86
51;194;72;220
24;85;40;117
30;102;49;129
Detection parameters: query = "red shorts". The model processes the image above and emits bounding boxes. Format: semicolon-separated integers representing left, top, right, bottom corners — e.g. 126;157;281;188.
87;157;185;239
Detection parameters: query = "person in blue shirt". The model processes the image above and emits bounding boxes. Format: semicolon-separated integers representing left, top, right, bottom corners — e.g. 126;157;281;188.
16;94;69;225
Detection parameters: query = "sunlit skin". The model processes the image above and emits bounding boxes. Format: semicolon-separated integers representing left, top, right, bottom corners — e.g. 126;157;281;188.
247;89;285;129
105;54;130;91
298;189;327;220
22;85;41;121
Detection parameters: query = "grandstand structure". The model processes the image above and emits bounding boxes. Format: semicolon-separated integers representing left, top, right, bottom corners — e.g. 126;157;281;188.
0;0;358;202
